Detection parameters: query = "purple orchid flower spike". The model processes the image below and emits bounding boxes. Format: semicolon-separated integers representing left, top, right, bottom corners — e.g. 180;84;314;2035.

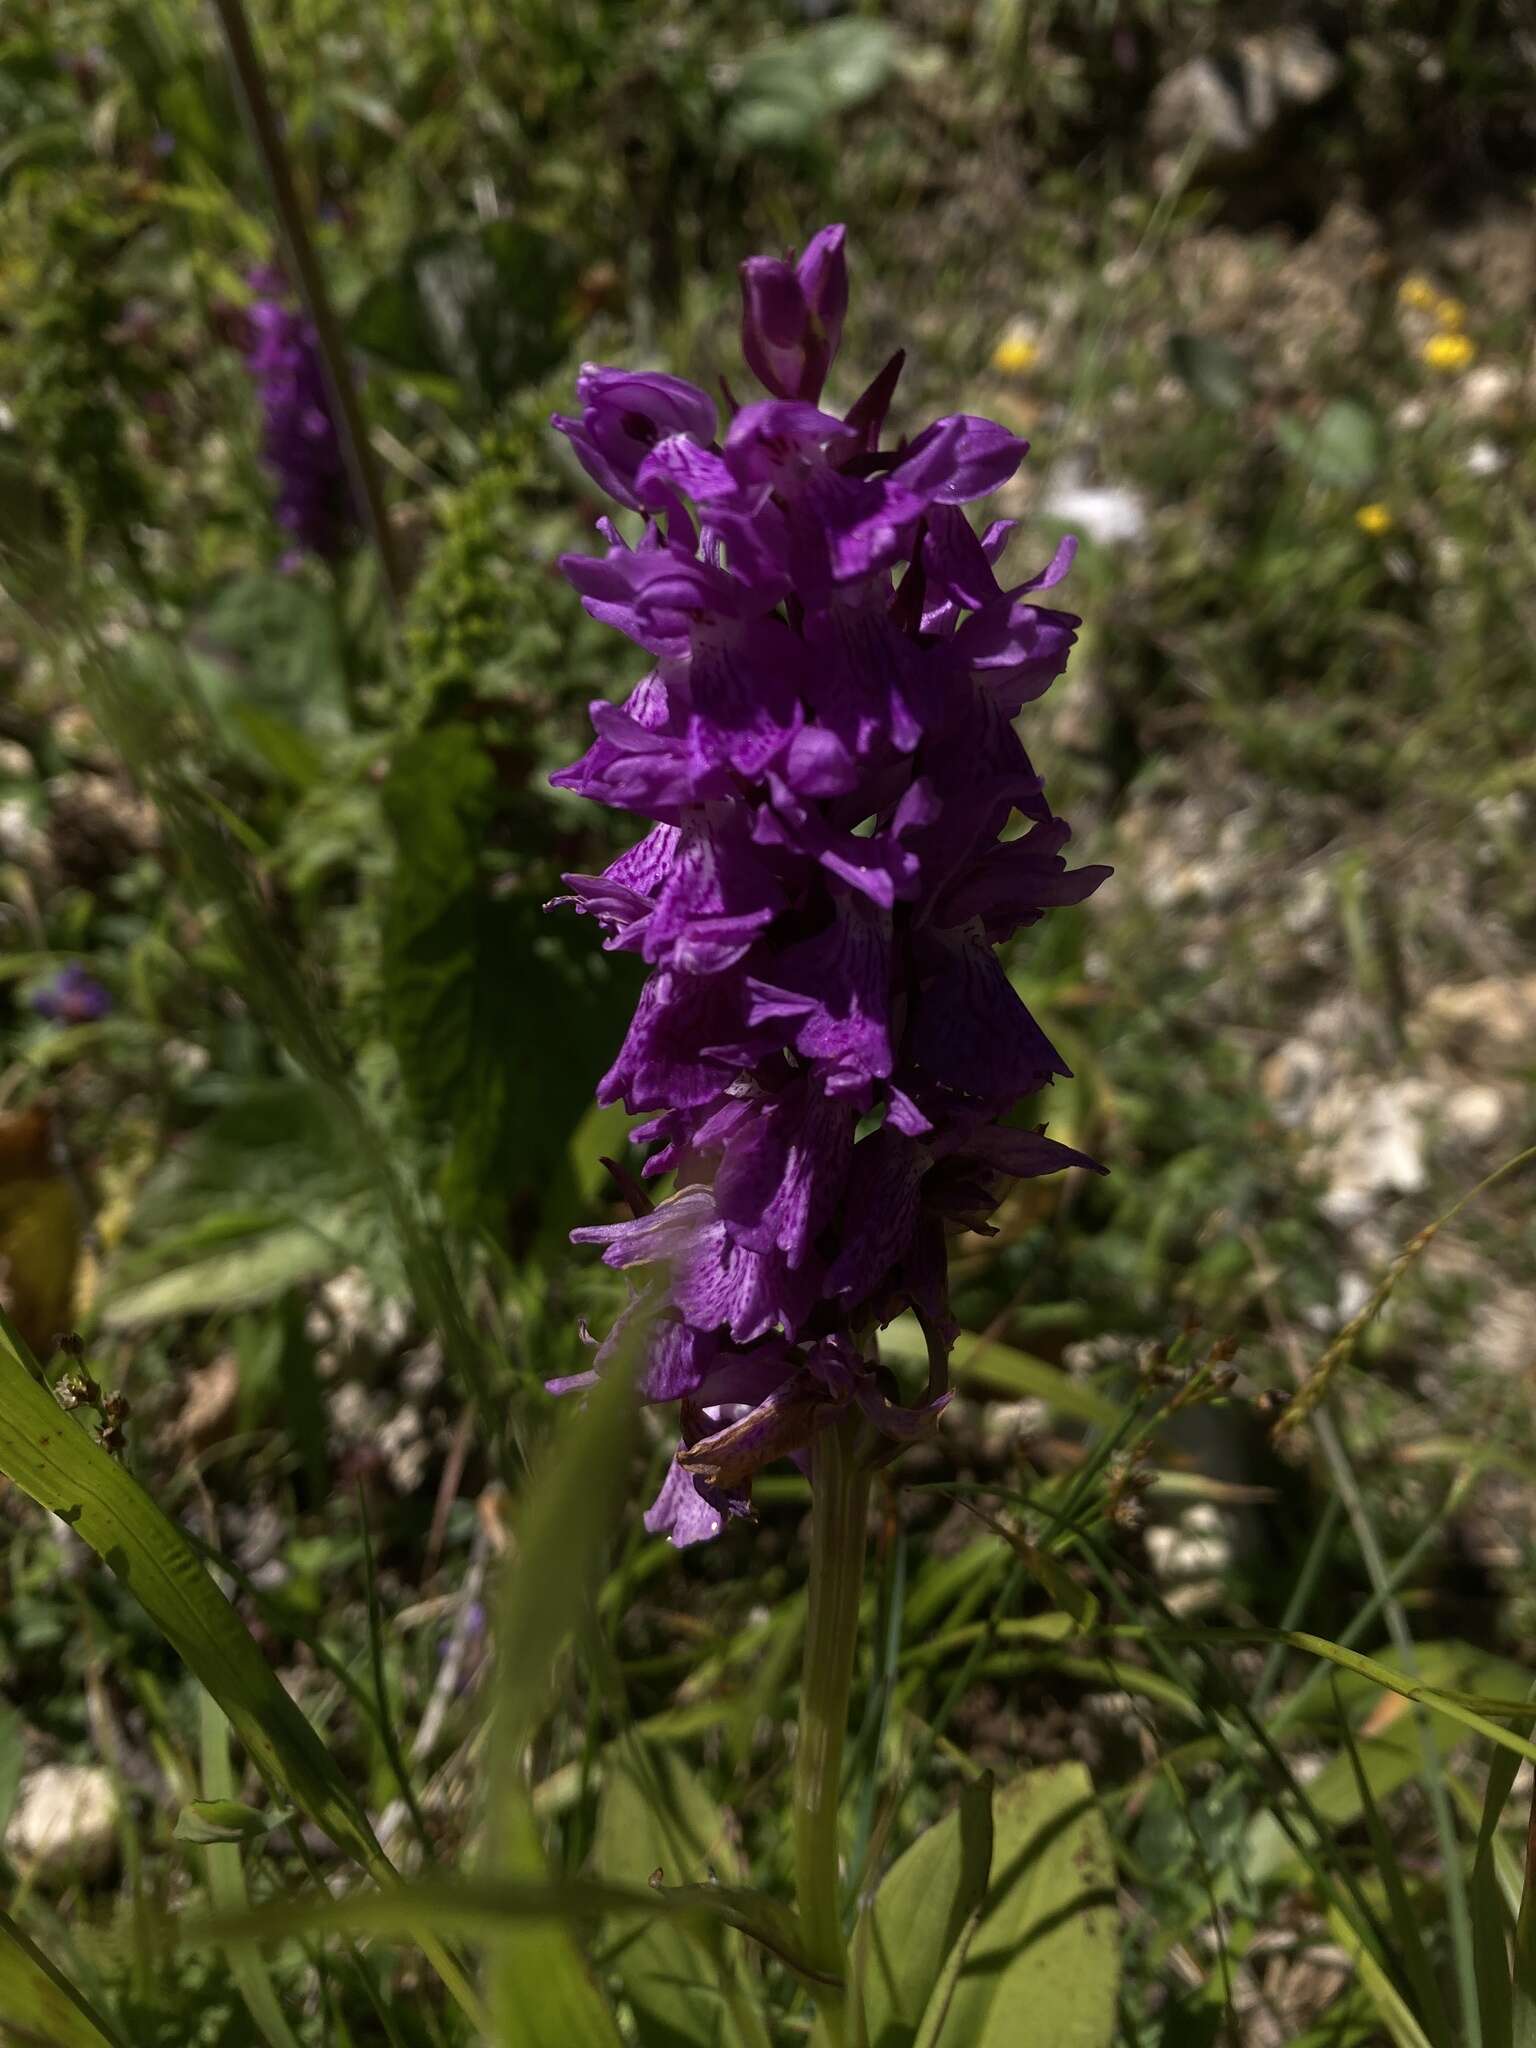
739;224;849;403
548;224;1109;1547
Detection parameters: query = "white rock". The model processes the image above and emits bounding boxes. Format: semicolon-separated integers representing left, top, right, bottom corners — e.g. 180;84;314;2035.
1459;364;1517;417
1306;1076;1437;1227
5;1765;119;1886
1442;1082;1506;1146
1418;975;1536;1071
378;1406;430;1494
1464;437;1507;477
1042;457;1147;547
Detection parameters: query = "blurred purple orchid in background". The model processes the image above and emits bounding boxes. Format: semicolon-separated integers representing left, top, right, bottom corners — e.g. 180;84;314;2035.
31;964;112;1025
550;225;1109;1546
245;266;356;563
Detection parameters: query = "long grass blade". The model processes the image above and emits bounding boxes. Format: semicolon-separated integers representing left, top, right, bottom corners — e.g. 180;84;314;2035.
0;1910;125;2048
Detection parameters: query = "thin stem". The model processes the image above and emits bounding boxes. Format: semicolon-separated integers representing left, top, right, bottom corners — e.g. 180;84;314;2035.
794;1418;870;2046
211;0;406;613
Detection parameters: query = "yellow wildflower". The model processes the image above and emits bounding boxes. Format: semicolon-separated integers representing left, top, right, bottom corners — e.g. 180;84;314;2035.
1355;503;1393;536
1397;275;1438;310
1421;332;1477;373
992;333;1039;376
1435;296;1467;330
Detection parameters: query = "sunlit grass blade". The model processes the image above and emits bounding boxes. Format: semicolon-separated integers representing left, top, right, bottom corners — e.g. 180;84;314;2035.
183;1871;839;1983
0;1909;125;2048
1334;1682;1454;2045
198;1689;304;2048
1329;1904;1438;2048
485;1326;639;2045
1513;1792;1536;2048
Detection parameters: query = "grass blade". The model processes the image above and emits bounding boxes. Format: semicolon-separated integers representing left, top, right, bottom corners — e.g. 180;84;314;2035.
198;1690;305;2048
1334;1681;1454;2044
0;1910;125;2048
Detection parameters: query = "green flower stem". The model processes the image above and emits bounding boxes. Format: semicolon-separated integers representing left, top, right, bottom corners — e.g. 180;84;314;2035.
794;1417;870;2046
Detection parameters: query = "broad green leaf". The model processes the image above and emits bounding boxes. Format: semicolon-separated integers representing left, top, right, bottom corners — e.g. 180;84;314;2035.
859;1772;994;2048
725;21;897;153
1167;333;1253;412
593;1741;752;2047
0;1908;124;2048
1275;398;1386;489
932;1766;1118;2048
381;726;639;1225
0;1305;382;1874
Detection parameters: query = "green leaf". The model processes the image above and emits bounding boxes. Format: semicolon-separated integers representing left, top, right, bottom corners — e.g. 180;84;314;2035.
381;726;638;1224
725;20;897;153
1335;1695;1452;2042
0;1909;125;2048
593;1741;752;2047
0;1305;383;1874
100;1213;357;1327
350;224;577;403
188;572;349;752
931;1765;1118;2048
859;1773;995;2048
482;1792;625;2048
879;1317;1124;1429
196;1693;303;2048
1166;333;1253;412
1275;398;1386;489
483;1325;641;2047
174;1798;288;1847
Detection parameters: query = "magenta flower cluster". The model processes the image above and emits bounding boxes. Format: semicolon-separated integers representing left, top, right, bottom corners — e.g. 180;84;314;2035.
245;267;355;563
551;226;1108;1546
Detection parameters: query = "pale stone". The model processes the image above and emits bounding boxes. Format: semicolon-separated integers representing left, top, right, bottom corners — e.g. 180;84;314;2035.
5;1765;119;1886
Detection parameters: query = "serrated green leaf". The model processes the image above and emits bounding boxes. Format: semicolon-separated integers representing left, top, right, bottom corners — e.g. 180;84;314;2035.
860;1772;994;2048
932;1766;1118;2048
0;1909;125;2048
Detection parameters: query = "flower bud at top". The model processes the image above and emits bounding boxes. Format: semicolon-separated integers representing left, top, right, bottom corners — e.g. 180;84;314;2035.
739;224;848;403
